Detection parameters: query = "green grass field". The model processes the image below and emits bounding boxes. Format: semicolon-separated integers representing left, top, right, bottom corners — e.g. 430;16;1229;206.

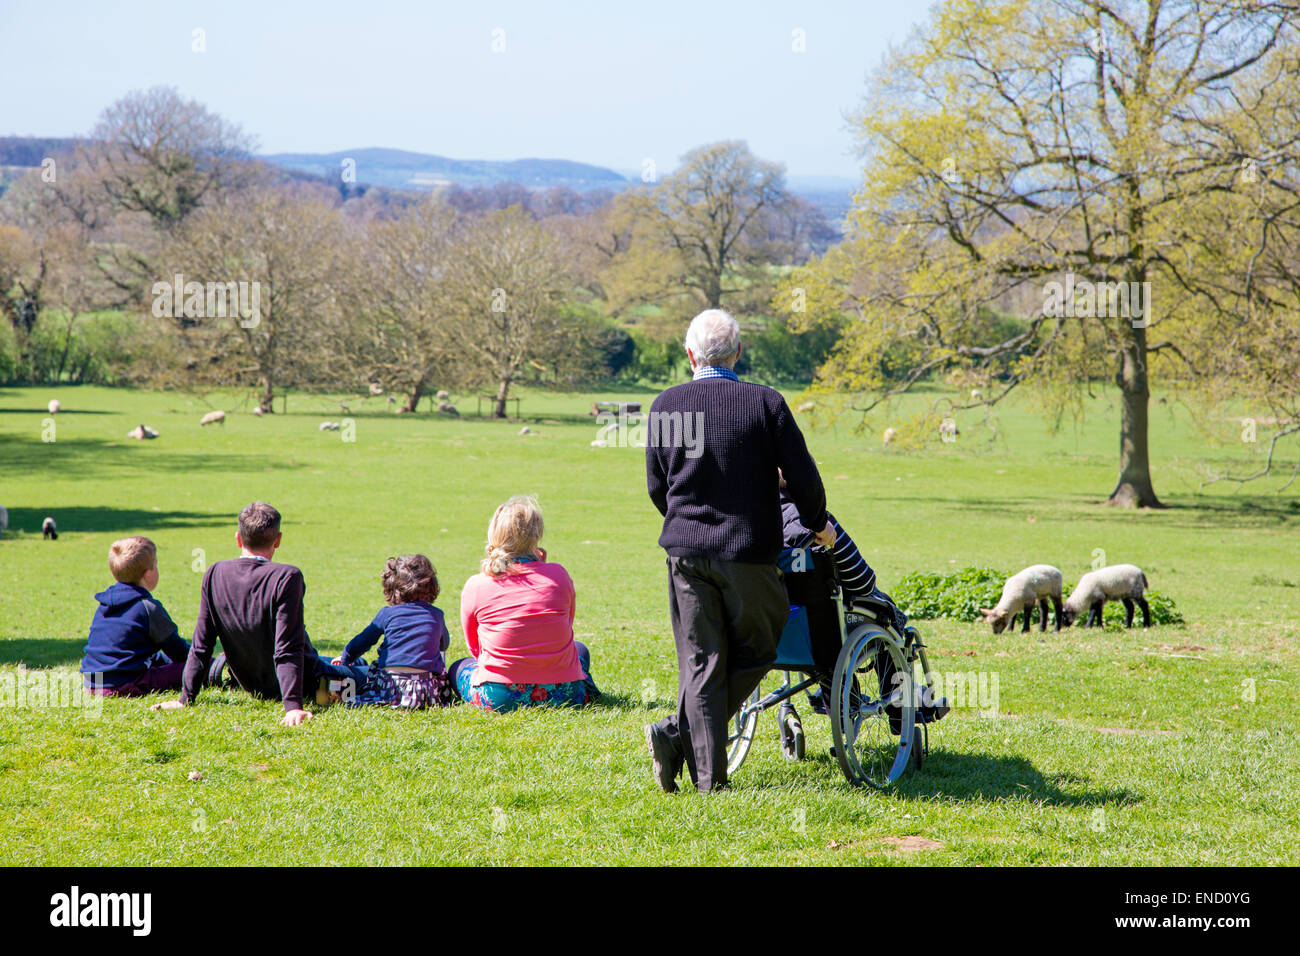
1;383;1298;865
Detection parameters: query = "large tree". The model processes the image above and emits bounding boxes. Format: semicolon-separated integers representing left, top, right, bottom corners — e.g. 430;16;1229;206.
338;200;469;412
605;141;791;314
442;206;575;418
161;187;344;411
785;0;1300;507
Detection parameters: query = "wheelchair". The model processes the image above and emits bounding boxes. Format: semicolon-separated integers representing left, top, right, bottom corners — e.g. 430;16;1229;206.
726;546;948;788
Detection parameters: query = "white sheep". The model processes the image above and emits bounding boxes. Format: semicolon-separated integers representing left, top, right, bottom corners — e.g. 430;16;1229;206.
319;421;340;431
368;383;384;396
436;390;450;401
939;419;959;441
519;426;531;435
48;399;61;414
882;427;898;445
200;410;226;426
252;406;265;417
1062;564;1150;628
981;564;1064;633
43;517;57;540
127;424;159;440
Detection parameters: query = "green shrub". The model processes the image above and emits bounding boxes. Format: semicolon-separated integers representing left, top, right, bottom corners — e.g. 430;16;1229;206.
893;566;1185;628
892;567;1005;622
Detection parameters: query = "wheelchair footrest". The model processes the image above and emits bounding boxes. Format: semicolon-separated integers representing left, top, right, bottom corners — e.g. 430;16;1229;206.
918;697;950;724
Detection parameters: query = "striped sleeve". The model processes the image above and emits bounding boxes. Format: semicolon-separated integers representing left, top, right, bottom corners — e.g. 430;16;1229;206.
829;515;876;598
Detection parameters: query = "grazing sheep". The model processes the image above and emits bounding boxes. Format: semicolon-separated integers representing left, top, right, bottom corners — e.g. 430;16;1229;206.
437;402;460;417
0;506;7;532
200;410;226;426
981;565;1064;633
882;427;898;445
796;401;815;413
939;419;959;441
48;399;61;414
590;439;608;448
970;389;982;402
436;390;450;401
252;406;264;416
368;383;384;396
127;424;159;440
519;426;531;435
319;421;340;431
1062;564;1150;628
43;517;57;540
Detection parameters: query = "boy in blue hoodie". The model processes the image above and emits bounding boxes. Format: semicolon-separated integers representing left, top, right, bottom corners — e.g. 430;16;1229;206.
81;536;191;696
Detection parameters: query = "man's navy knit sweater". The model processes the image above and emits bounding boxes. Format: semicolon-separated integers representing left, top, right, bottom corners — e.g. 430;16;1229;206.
646;376;827;564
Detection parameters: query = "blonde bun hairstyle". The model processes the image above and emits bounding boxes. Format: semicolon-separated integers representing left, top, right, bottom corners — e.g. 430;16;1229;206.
482;495;544;577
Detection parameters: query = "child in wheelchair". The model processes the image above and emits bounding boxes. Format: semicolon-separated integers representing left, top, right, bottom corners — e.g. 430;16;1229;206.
778;473;945;728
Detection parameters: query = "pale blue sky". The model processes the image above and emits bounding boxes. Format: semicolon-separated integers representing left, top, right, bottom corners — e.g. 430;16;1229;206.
1;0;929;180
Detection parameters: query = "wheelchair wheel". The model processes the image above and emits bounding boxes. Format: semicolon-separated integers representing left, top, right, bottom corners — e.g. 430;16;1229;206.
830;623;916;788
726;686;760;775
779;705;805;761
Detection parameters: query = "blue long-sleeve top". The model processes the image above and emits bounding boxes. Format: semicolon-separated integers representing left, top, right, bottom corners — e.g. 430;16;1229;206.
339;601;450;673
80;582;191;686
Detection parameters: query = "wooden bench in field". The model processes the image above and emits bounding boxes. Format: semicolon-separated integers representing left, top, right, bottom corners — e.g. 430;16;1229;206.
591;401;642;416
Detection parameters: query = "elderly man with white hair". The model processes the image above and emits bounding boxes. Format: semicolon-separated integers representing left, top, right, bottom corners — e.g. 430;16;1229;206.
644;308;829;793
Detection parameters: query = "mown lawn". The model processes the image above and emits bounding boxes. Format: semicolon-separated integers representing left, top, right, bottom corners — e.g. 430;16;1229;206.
1;383;1297;865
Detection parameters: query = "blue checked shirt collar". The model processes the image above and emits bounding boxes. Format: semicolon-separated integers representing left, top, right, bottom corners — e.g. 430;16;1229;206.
692;365;739;382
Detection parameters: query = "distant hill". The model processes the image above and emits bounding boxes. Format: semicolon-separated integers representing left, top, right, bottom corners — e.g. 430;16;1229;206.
263;147;630;192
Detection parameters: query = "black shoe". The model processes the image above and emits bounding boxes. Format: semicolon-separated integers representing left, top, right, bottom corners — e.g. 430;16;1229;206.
644;724;681;794
206;652;229;688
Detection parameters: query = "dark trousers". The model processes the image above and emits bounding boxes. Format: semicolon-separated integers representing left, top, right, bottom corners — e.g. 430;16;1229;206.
655;556;787;792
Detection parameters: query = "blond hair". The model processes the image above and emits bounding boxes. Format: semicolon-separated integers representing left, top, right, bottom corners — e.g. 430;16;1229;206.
482;495;544;577
109;536;157;584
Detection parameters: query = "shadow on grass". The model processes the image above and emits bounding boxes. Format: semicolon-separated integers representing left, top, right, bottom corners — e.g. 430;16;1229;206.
0;408;117;415
782;748;1139;807
0;434;308;479
875;492;1297;529
0;639;83;668
3;506;223;536
586;691;643;712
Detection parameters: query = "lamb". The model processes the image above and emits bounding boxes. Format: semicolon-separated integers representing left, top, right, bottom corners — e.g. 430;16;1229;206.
200;410;226;426
252;406;264;417
43;517;57;540
981;564;1064;633
48;399;61;414
437;402;460;417
127;424;159;440
368;383;384;396
319;421;340;431
436;390;450;401
882;427;898;445
1062;564;1150;628
939;419;959;441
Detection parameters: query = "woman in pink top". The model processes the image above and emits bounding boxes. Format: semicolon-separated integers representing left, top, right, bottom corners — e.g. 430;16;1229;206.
449;496;598;712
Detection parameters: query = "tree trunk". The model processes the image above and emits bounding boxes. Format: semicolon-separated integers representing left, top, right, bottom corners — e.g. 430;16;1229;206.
1107;325;1163;508
402;376;425;414
493;376;511;419
259;373;275;414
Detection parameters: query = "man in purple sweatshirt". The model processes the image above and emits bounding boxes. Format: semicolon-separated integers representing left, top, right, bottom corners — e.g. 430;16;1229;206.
151;501;362;726
644;309;830;793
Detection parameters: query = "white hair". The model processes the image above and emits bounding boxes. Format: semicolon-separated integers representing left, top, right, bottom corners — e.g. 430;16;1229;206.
684;309;741;367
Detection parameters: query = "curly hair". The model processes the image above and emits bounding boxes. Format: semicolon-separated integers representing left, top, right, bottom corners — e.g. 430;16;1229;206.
381;554;440;605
